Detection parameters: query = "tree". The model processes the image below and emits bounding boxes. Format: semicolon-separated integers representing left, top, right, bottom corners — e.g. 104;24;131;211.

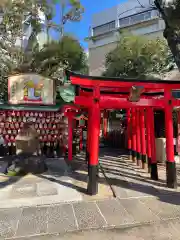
0;35;87;101
30;35;88;78
154;0;180;71
53;0;84;37
0;0;85;101
0;0;52;100
103;34;173;79
0;0;55;77
0;0;53;46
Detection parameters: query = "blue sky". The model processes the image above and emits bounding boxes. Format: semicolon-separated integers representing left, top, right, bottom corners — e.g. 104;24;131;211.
51;0;125;50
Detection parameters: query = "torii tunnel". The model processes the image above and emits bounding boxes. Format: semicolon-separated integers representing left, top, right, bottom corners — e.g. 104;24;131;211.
66;70;180;195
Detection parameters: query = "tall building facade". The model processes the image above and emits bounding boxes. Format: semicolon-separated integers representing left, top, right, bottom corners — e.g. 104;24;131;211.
0;8;48;51
87;0;165;76
16;9;48;50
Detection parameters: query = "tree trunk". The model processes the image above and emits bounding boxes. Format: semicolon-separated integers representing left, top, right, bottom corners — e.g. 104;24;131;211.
47;26;50;44
155;0;180;71
163;27;180;71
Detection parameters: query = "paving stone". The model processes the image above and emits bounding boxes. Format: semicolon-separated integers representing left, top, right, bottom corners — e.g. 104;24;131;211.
125;184;158;198
47;204;77;234
18;175;45;184
10;220;180;240
141;197;180;220
100;169;131;198
16;206;48;237
167;218;180;236
73;202;106;229
112;185;129;198
11;183;37;198
0;208;22;238
97;199;134;226
37;182;58;196
120;198;160;223
125;220;179;240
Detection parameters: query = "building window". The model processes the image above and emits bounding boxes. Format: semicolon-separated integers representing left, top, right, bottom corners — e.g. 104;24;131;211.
144;11;152;20
93;21;116;36
119;17;130;27
119;10;152;28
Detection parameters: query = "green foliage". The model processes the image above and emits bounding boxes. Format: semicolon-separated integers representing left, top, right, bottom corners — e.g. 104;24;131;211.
31;35;88;77
51;0;84;37
103;34;173;78
0;0;85;102
0;36;87;101
1;0;53;43
54;0;84;22
154;0;180;29
154;0;180;70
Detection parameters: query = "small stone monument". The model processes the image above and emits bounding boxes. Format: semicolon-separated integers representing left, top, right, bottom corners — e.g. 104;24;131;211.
16;122;40;156
8;122;47;175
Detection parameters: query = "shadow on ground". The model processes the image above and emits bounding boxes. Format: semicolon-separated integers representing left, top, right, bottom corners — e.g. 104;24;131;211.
1;148;180;205
99;149;180;206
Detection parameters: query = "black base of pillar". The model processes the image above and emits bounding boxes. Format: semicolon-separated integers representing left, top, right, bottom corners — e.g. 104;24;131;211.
132;150;137;162
141;154;147;169
148;157;151;173
151;163;158;180
86;150;89;163
136;152;141;160
87;165;98;195
142;154;146;163
166;161;177;189
136;152;141;165
128;149;132;159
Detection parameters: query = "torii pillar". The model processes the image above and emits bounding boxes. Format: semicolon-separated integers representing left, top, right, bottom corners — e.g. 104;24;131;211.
87;93;100;195
165;90;177;188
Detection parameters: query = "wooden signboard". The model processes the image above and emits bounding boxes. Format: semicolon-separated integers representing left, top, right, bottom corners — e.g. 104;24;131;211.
8;74;55;105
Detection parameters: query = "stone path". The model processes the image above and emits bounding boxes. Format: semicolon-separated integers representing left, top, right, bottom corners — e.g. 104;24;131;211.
0;155;112;209
13;220;180;240
0;158;83;208
1;150;180;239
2;194;180;239
99;149;180;198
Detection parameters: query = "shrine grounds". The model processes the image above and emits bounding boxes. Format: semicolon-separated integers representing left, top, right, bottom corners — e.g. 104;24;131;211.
1;149;180;239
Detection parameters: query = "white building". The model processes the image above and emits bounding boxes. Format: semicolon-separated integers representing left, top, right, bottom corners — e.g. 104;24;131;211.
87;0;165;76
0;8;48;51
16;9;48;50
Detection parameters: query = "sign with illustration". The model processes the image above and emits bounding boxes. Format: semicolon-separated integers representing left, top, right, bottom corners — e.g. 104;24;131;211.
8;74;55;105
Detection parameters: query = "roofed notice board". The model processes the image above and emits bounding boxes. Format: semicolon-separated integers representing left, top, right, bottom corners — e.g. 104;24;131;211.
8;74;55;105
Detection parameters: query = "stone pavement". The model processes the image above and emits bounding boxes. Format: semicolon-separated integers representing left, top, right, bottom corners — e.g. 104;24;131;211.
0;156;112;208
99;149;180;198
1;150;180;239
13;220;180;240
0;158;83;208
2;195;180;239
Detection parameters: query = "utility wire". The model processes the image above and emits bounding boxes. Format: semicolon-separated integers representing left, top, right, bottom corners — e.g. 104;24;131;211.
136;0;145;8
118;0;156;18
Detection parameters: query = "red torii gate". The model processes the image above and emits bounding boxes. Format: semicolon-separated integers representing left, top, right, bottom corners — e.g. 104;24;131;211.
67;70;180;195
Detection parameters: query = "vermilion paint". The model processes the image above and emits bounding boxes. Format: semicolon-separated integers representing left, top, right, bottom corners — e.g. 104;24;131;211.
68;116;73;161
127;109;132;152
131;108;137;160
164;90;174;163
140;109;146;156
146;108;152;160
